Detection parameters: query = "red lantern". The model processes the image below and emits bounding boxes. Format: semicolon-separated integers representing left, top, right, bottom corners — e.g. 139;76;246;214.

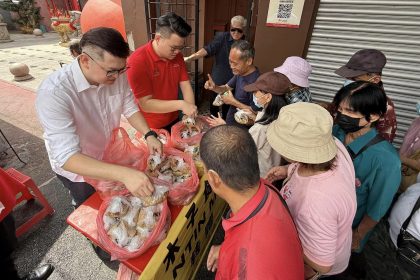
80;0;126;39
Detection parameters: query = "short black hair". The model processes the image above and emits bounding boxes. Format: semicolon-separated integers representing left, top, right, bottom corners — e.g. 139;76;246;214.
156;12;192;38
69;39;81;55
200;125;260;191
80;27;129;59
256;95;287;125
231;40;255;60
333;81;387;122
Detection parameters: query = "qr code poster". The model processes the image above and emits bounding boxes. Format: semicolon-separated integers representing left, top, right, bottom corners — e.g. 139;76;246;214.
266;0;305;28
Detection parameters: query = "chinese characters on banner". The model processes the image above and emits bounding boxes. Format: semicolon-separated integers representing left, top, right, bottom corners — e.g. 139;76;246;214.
266;0;305;28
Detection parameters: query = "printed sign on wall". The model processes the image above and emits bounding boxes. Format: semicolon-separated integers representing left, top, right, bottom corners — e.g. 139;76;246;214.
266;0;305;28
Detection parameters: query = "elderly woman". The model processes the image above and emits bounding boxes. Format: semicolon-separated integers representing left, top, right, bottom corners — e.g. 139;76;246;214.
266;103;356;279
184;15;246;116
332;81;401;255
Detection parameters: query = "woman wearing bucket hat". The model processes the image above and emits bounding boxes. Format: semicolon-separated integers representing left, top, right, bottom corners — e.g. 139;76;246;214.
266;102;357;279
274;56;312;104
331;81;401;277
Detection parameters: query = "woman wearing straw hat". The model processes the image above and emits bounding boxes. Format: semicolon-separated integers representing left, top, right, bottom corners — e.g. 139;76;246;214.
266;102;357;279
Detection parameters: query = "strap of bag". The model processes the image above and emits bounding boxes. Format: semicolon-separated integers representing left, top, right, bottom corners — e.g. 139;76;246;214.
347;134;385;160
401;195;420;231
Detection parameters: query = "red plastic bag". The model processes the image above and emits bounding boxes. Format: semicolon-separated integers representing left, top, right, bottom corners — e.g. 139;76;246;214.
139;147;199;205
85;127;147;199
170;116;210;150
134;128;172;149
96;194;171;261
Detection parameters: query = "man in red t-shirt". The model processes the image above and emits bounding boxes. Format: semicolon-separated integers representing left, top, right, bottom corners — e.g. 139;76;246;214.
127;12;197;129
200;125;304;280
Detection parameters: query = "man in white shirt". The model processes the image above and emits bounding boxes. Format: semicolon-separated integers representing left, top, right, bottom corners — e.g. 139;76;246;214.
36;27;162;208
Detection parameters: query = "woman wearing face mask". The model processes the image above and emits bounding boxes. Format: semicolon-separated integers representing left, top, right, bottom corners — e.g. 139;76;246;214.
243;72;290;177
399;101;420;191
206;72;290;178
332;81;401;277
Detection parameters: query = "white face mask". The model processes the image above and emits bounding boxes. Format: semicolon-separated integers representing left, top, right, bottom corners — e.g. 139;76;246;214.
343;79;354;87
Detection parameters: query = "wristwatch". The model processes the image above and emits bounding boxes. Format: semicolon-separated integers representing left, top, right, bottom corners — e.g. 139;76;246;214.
144;130;158;140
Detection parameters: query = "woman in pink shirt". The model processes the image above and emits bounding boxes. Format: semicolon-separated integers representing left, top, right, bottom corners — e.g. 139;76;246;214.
266;103;357;279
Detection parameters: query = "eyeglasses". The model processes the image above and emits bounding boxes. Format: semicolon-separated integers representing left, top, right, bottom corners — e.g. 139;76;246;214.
83;52;129;77
169;45;185;53
230;28;243;34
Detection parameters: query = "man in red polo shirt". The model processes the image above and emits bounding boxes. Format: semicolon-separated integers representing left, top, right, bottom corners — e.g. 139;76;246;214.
127;12;197;129
200;125;304;280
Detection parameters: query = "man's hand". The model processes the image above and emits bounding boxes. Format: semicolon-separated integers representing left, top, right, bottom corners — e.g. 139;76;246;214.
146;135;162;155
205;112;226;127
265;166;288;182
120;169;154;197
181;101;198;117
207;245;221;272
184;56;191;63
220;90;236;105
204;74;216;91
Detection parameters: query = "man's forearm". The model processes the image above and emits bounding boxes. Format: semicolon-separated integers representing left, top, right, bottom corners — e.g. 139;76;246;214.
62;153;131;183
127;112;151;134
186;48;208;61
179;81;195;104
139;98;184;114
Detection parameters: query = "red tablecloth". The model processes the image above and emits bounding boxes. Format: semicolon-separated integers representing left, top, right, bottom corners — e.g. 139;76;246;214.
66;192;182;274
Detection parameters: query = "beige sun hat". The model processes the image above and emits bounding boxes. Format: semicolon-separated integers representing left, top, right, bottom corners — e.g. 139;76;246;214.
267;103;337;164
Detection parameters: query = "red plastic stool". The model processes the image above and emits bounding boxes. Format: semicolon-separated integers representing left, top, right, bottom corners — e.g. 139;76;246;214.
3;168;54;237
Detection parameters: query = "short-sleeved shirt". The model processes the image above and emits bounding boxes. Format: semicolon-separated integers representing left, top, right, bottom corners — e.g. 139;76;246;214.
226;69;260;127
333;126;401;250
280;140;357;275
203;32;239;85
376;96;397;143
217;180;304;280
127;41;190;129
388;183;420;247
36;60;139;182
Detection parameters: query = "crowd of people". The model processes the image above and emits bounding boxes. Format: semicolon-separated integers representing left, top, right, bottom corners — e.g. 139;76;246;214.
1;11;419;280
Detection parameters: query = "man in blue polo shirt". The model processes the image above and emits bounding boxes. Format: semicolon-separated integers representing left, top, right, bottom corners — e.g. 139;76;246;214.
332;81;401;278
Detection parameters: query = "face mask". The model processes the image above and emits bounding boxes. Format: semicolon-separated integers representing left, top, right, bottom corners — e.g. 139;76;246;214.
343;79;354;87
416;102;420;115
336;111;365;133
252;94;264;109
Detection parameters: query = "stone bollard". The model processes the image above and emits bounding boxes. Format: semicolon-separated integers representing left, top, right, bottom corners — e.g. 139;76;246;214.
9;63;33;81
33;28;43;36
0;14;12;43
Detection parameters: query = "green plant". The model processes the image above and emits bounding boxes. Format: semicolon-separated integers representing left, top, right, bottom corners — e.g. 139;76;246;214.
0;0;42;33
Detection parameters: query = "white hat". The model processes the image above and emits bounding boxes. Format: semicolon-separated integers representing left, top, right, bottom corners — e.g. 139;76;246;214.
274;56;312;88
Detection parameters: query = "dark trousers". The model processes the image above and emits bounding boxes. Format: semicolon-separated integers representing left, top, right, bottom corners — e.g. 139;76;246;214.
0;214;20;280
56;174;95;208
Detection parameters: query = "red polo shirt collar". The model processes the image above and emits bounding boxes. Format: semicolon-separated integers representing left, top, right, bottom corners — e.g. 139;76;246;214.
222;180;267;232
146;40;162;62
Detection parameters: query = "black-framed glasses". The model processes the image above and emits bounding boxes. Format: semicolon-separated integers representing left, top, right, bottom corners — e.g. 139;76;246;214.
83;52;129;77
169;45;185;53
230;28;243;34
